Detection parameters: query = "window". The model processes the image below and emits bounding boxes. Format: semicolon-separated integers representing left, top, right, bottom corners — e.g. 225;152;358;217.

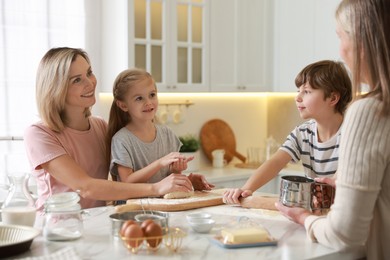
0;0;95;184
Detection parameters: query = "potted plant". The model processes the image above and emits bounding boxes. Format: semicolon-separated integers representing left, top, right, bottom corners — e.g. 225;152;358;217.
179;134;200;172
179;134;200;153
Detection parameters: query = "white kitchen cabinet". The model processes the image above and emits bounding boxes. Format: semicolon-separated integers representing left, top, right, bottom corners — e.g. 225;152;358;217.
272;0;341;92
209;0;273;92
128;0;209;92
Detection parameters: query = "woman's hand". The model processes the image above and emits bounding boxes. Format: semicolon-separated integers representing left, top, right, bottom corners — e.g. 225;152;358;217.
188;173;215;191
275;201;312;225
314;176;336;187
153;173;193;196
223;188;253;204
312;177;336;212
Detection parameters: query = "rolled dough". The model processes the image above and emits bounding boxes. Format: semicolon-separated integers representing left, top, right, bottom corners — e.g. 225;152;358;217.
163;191;194;199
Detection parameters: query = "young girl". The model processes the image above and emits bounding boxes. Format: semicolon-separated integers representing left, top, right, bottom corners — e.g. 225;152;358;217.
107;68;213;193
224;60;352;204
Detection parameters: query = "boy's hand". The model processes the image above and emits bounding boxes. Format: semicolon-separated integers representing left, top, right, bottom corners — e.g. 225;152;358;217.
223;188;253;204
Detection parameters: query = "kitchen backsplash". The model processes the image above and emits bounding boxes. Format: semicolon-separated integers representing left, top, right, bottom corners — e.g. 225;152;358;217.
97;93;304;169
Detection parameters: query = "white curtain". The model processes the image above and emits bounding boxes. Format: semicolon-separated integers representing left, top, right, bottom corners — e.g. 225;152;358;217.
0;0;101;184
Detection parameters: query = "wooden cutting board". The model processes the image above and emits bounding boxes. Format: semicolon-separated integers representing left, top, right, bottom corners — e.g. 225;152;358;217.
115;190;224;213
200;119;246;163
115;189;278;212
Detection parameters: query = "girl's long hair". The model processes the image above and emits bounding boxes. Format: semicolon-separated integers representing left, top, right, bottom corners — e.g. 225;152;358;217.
105;68;154;171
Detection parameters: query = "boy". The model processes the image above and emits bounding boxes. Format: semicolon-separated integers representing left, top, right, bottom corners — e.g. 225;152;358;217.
223;60;352;204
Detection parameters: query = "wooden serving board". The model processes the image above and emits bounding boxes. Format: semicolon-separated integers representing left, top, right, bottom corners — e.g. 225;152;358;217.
200;119;246;163
115;190;225;213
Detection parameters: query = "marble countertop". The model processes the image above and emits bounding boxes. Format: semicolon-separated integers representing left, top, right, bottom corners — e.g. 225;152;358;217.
15;202;364;260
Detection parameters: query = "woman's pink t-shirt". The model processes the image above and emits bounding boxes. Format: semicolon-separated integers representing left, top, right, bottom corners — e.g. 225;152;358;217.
24;116;108;211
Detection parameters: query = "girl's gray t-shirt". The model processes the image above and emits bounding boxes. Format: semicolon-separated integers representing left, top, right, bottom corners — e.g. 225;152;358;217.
110;124;181;183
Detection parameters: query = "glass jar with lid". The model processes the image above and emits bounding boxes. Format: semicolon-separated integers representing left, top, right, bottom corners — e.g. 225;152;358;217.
43;192;83;241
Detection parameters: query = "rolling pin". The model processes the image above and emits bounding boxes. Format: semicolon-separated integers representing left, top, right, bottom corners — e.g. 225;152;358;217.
239;195;278;211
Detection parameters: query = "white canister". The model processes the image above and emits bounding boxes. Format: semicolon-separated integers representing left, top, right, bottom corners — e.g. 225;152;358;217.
211;149;226;168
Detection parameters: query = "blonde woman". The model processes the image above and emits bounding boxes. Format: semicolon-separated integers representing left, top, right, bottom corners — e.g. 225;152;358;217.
24;47;192;211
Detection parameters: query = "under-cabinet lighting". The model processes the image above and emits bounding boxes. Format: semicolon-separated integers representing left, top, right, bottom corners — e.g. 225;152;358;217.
99;92;296;99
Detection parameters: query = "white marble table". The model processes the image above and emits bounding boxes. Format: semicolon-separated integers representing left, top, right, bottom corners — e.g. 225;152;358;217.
14;204;365;260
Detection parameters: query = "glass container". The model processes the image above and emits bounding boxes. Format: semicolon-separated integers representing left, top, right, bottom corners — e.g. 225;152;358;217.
43;192;83;241
1;172;36;226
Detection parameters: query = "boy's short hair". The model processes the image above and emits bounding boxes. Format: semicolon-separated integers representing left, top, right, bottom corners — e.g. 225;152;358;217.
295;60;352;114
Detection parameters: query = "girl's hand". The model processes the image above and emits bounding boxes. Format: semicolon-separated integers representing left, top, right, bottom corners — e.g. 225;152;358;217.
170;155;194;173
158;152;184;168
223;188;253;204
275;201;312;225
153;173;192;196
188;173;215;191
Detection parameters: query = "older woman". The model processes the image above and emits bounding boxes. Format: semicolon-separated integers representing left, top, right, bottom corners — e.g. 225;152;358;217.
276;0;390;259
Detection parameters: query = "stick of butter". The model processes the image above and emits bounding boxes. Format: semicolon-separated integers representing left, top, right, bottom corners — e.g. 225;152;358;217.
221;227;269;243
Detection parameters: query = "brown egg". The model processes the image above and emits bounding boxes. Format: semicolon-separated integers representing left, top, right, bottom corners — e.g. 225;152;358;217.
141;219;155;232
123;223;144;248
120;220;136;237
144;222;163;248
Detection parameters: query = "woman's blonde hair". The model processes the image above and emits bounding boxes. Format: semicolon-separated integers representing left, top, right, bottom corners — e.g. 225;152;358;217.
106;68;155;168
36;47;92;132
336;0;390;115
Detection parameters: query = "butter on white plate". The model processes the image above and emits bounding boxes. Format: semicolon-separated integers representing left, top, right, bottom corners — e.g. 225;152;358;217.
221;227;269;244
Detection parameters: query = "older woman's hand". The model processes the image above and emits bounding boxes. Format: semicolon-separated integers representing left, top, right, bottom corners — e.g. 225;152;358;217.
275;201;312;225
314;176;336;187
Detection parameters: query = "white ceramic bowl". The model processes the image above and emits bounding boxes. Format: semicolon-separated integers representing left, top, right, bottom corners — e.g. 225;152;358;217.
186;213;212;222
188;218;215;233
